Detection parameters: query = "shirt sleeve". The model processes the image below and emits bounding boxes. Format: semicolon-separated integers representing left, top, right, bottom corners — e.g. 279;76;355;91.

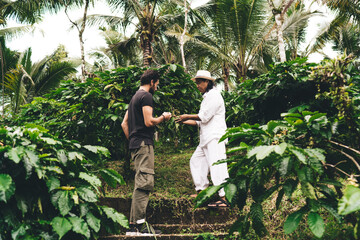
141;92;153;107
198;91;220;124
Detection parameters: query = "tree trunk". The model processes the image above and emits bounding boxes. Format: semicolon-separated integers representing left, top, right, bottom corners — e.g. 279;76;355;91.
141;34;152;67
0;43;5;117
180;0;192;71
268;0;297;62
222;64;230;91
64;0;89;82
79;0;89;82
235;57;247;82
274;13;287;62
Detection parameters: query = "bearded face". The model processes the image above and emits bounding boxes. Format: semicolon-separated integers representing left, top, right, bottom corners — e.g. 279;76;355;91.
149;80;159;94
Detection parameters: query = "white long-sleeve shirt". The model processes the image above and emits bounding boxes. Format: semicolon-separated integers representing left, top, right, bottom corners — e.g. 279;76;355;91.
197;88;227;147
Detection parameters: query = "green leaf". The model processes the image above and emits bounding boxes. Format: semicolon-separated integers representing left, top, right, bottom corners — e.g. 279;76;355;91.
284;208;306;234
76;186;98;202
86;212;101;232
250;203;267;236
308;212;325;238
11;224;29;240
229;215;250;236
194;185;222;209
68;151;83;161
17;197;28;216
0;174;15;202
58;190;73;216
305;148;325;162
23;149;40;178
68;216;90;238
41;137;60;145
79;172;102;189
256;146;275;160
338;185;360;215
52;217;72;239
102;207;129;228
227;144;247;154
170;64;177;72
83;145;107;155
7;147;22;163
267;121;282;133
100;169;125;188
279;157;291;177
46;177;60;192
247;146;274;160
307;113;327;123
57;150;68;165
283;179;298;198
224;183;237;205
276;189;285;209
281;113;302;118
274;143;287;155
45;166;64;175
319;200;342;223
301;182;316;199
290;148;307;164
247;146;264;158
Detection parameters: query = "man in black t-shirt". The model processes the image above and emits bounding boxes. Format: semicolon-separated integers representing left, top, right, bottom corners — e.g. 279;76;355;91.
121;69;171;236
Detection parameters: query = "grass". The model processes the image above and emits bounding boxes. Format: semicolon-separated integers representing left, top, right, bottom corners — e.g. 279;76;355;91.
104;143;197;199
103;142;356;239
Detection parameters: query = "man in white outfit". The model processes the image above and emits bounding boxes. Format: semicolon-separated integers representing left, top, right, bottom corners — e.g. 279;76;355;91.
175;70;229;208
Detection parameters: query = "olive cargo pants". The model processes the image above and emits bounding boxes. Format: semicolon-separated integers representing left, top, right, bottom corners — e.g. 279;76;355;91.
129;142;155;224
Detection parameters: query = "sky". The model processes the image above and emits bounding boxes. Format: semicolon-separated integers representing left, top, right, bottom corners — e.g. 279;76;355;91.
6;0;337;64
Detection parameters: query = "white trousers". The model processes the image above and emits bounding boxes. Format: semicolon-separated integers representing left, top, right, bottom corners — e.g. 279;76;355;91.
190;139;229;197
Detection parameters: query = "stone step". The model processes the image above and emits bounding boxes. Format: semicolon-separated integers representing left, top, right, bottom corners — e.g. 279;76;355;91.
99;232;228;240
112;222;233;235
99;198;239;225
152;223;232;234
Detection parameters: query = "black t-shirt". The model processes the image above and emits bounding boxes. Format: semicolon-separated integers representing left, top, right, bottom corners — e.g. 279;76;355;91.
128;89;155;149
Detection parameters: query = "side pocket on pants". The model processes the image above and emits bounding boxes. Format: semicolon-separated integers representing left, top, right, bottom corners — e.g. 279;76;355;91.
135;167;155;191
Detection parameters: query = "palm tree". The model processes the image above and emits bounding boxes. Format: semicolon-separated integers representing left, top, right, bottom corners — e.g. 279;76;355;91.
320;0;360;24
267;0;298;62
0;0;42;116
88;27;141;71
181;0;272;83
35;0;95;81
308;1;360;58
332;23;360;57
85;0;185;67
3;47;77;114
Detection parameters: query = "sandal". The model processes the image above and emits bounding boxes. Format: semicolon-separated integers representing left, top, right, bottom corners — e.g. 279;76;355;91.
207;198;230;208
190;190;201;198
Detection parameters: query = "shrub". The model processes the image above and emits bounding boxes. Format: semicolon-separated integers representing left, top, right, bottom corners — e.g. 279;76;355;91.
0;125;127;239
195;110;344;238
224;58;319;127
5;64;201;179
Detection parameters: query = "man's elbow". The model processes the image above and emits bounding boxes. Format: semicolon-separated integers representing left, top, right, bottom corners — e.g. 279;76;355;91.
144;119;155;127
145;122;154;127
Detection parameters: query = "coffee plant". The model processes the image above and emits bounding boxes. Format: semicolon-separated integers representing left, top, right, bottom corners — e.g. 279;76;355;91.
0;125;127;239
204;55;360;239
195;110;358;238
223;58;319;127
8;64;201;166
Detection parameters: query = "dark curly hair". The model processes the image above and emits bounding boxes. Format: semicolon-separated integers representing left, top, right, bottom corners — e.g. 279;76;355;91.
140;69;160;85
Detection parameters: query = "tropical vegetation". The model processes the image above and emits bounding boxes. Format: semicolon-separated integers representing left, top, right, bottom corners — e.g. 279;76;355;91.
1;0;360;239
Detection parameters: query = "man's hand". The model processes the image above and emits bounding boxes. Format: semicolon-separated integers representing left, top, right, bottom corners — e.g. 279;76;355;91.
162;112;172;121
175;114;189;123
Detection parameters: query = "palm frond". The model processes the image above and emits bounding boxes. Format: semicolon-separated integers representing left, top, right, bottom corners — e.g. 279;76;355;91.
305;14;345;55
34;61;76;96
0;25;34;40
